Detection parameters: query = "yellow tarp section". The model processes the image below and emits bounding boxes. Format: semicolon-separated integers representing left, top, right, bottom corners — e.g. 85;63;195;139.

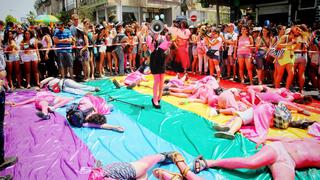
113;74;320;140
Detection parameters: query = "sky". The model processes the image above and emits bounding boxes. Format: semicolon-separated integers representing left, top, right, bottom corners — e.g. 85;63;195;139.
0;0;36;22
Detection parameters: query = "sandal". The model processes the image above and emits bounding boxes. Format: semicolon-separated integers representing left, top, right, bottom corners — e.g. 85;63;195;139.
169;152;190;178
153;168;183;180
214;131;235;140
213;124;230;132
159;151;175;165
193;155;208;174
112;79;121;89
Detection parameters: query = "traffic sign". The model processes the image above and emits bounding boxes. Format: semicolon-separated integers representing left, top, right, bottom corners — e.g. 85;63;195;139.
190;15;197;22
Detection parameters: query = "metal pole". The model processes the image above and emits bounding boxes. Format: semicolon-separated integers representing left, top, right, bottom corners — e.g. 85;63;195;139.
216;0;220;25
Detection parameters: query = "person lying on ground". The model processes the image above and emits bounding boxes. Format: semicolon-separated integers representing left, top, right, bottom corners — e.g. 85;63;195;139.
39;77;100;95
89;151;189;180
213;101;310;142
246;85;311;116
67;94;124;132
192;137;320;180
11;90;73;120
112;71;148;89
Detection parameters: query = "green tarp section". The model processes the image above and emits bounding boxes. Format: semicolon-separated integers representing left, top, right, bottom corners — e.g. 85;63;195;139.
88;79;319;180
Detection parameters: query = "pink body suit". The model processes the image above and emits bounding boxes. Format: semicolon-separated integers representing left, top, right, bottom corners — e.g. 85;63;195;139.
35;91;56;109
78;94;112;115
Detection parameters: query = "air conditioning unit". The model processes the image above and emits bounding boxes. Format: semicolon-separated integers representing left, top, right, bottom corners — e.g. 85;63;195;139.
299;0;317;10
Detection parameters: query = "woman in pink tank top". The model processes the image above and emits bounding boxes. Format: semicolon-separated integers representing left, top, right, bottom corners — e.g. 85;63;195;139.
234;26;254;84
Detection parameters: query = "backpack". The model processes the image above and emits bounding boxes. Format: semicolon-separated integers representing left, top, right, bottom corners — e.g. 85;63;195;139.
66;103;94;128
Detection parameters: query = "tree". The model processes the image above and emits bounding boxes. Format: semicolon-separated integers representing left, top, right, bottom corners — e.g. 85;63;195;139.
5;15;18;24
55;11;70;25
78;6;95;22
26;11;37;25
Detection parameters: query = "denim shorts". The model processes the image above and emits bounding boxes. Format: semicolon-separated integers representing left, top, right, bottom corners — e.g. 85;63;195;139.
237;54;251;59
57;52;73;68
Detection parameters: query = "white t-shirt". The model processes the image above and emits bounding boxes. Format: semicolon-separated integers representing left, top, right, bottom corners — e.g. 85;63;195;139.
209;37;222;56
225;32;238;55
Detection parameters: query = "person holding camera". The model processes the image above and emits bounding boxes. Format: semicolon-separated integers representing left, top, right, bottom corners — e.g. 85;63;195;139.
275;28;296;89
205;28;223;82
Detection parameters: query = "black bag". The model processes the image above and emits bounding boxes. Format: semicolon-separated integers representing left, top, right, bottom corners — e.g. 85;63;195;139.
66;103;94;128
206;49;218;59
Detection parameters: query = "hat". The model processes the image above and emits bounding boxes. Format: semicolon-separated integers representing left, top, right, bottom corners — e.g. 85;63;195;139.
189;25;196;29
76;25;85;32
56;21;64;25
115;21;123;27
252;27;261;32
285;28;291;35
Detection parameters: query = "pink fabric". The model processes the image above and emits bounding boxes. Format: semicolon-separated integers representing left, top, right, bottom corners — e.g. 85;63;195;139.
308;122;320;137
35;91;56;109
169;78;184;87
176;40;189;69
124;71;145;85
208;94;219;107
239;103;275;143
237;36;251;55
79;95;111;115
173;28;191;70
197;76;220;89
257;92;287;103
158;39;171;51
146;35;154;52
218;90;238;110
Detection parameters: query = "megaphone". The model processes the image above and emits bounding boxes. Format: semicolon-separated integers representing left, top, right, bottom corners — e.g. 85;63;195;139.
151;20;164;34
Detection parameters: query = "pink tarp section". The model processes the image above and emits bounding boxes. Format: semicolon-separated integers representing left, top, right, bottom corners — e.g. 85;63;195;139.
0;91;95;179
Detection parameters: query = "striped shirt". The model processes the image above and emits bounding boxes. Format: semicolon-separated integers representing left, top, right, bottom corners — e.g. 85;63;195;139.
53;28;72;53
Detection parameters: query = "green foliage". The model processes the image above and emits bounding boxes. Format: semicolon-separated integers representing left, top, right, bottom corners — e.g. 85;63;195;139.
78;6;95;22
27;11;37;25
55;11;70;25
5;15;18;23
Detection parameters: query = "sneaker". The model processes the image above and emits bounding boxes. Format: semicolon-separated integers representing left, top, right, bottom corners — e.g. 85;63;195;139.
35;111;51;120
94;87;100;92
127;83;136;89
163;86;170;91
162;91;170;96
0;157;18;171
112;79;121;89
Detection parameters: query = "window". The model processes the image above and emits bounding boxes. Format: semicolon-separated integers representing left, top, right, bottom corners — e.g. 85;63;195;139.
299;0;316;10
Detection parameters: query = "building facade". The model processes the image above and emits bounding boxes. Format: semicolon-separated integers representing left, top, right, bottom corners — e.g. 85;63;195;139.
238;0;319;25
35;0;231;25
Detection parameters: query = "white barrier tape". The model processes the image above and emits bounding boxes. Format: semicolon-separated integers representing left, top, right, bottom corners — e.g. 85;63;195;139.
2;41;145;53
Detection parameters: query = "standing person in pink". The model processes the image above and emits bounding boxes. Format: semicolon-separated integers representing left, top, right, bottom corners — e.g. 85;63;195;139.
174;20;191;75
233;25;254;84
150;33;171;109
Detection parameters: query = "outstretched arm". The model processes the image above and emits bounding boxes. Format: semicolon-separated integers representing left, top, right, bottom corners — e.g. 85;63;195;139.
12;97;36;107
40;77;55;88
100;124;124;132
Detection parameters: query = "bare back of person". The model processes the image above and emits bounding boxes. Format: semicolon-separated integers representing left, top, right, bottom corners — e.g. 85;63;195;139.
283;139;320;169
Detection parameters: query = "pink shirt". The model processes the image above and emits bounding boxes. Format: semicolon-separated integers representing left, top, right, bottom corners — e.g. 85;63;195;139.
78;95;111;115
237;36;251;55
35;91;55;109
